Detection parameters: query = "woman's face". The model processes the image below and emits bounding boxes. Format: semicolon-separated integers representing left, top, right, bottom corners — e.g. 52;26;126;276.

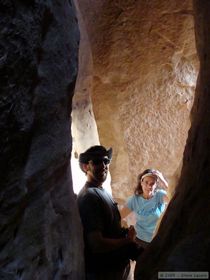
141;176;157;197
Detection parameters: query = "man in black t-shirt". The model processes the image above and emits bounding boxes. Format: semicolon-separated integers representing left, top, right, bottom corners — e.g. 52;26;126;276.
77;145;142;280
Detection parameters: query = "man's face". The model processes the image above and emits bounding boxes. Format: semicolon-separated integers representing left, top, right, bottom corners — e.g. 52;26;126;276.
86;156;110;184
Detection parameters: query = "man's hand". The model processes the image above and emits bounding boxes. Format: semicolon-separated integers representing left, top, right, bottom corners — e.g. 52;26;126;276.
127;225;136;242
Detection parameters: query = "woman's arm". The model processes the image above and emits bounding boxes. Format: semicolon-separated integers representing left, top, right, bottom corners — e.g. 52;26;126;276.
153;170;168;190
163;194;169;204
120;206;133;219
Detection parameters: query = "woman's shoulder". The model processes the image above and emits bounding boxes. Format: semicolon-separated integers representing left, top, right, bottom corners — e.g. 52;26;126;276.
154;189;167;200
127;194;141;204
156;189;167;195
126;194;143;211
128;193;142;199
130;194;145;204
155;189;168;204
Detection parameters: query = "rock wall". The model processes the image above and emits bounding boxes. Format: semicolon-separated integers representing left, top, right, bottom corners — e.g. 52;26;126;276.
0;1;84;279
71;0;112;194
1;0;209;278
76;0;199;200
134;1;210;278
71;0;100;194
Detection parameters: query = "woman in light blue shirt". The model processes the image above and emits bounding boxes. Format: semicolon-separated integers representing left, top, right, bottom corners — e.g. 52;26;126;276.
120;169;169;248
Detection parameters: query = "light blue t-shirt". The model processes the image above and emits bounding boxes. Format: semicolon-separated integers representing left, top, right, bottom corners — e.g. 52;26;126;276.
126;190;167;242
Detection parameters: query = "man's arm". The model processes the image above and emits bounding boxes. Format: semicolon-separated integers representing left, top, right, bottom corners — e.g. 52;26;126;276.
87;226;136;254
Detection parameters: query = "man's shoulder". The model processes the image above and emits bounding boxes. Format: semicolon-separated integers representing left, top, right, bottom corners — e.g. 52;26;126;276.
77;185;100;203
78;184;98;195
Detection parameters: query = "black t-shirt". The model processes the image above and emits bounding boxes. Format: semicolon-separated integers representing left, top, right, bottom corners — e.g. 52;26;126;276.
77;183;122;237
77;182;132;271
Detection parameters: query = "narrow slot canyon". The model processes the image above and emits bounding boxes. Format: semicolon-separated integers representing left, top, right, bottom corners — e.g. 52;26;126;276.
0;1;209;279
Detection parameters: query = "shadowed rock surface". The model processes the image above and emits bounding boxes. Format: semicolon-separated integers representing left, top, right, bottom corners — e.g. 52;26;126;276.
0;1;84;279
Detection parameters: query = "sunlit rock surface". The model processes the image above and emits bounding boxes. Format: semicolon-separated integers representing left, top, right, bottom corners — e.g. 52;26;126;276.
75;0;199;200
134;1;210;278
0;1;84;279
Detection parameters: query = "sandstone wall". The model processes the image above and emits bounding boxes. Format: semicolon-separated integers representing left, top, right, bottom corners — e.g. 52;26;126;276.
134;1;210;278
76;0;199;200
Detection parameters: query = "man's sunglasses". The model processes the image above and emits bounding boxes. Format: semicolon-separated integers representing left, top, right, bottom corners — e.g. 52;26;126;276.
89;158;111;165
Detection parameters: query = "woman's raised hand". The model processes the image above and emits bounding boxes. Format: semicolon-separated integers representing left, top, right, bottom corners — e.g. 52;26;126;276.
153;170;168;190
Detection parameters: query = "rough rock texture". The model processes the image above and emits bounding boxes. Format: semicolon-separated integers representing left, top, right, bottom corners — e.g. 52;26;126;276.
71;0;100;193
76;0;199;200
71;0;112;194
134;1;210;278
1;0;209;278
72;1;99;154
0;1;84;279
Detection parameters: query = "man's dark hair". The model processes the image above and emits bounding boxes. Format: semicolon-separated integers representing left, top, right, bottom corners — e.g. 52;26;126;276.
79;145;112;172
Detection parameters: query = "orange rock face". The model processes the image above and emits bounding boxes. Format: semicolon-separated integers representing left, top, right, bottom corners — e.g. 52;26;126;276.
74;0;199;200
